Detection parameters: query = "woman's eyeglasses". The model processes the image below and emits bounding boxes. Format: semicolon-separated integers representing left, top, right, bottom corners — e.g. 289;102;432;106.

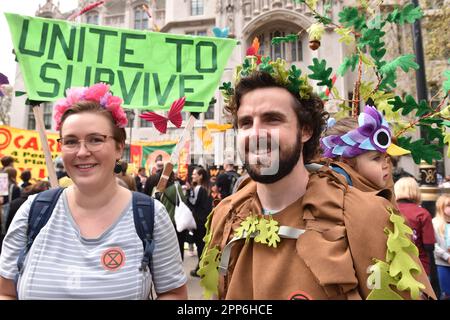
57;134;115;153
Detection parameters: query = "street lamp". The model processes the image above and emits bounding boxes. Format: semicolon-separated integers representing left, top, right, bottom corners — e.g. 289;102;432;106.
125;109;135;163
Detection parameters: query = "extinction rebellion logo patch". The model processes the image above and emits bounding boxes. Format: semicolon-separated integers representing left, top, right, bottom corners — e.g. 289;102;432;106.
101;247;126;271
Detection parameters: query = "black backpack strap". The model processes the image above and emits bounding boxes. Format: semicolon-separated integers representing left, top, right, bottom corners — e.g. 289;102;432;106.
132;192;155;272
16;188;64;284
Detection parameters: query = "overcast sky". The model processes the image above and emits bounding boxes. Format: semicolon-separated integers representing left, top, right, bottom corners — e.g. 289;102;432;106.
0;0;78;86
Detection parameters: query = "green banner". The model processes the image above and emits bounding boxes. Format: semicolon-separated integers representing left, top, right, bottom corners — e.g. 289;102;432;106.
142;144;176;172
5;13;237;112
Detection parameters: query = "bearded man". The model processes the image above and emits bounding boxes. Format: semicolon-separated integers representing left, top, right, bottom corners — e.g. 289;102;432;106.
198;69;435;300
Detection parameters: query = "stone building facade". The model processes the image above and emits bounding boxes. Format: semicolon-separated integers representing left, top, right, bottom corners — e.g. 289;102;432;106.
9;0;449;175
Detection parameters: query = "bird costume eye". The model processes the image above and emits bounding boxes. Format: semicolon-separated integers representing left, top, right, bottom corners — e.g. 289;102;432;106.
372;127;391;152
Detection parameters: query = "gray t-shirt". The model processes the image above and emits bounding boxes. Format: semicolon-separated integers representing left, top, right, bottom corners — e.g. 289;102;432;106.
0;190;186;299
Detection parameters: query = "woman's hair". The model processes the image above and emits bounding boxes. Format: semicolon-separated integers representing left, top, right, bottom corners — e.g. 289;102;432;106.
394;177;421;204
194;167;210;192
23;180;50;196
119;160;128;176
1;156;14;168
20;170;31;182
225;71;329;163
59;101;126;150
435;194;450;237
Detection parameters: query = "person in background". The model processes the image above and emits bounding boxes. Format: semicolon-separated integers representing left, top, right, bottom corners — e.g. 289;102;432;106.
54;156;73;188
216;158;239;200
159;172;188;260
5;181;51;233
144;161;164;196
394;177;436;277
135;167;147;193
210;183;222;208
432;194;450;299
116;160;137;191
187;167;212;277
19;170;32;190
0;156;14;172
0;167;22;252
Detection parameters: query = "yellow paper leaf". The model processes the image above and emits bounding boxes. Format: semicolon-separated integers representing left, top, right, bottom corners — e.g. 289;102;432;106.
307;23;325;41
335;27;355;45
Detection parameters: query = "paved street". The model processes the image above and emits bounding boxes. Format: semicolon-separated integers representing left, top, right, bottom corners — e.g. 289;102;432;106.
182;248;204;300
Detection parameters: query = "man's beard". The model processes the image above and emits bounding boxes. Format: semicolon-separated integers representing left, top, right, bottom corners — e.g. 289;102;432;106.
243;130;303;184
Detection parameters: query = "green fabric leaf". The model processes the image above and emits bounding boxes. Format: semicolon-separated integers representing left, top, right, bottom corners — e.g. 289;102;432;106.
398;4;423;25
259;56;274;74
380;54;419;75
308;58;333;88
388;95;425;116
379;71;397;90
367;260;403;300
358;28;385;49
337;54;359;76
338;7;366;31
198;247;221;299
367;14;383;29
419;125;444;145
397;137;442;164
271;34;299;45
444;69;450;93
370;47;387;64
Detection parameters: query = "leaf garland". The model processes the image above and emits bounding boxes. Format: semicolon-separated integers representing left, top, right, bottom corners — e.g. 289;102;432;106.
198;246;221;299
308;58;333;88
234;215;281;248
367;208;426;300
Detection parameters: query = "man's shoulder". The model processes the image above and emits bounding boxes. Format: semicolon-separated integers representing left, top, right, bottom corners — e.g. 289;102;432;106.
210;181;256;222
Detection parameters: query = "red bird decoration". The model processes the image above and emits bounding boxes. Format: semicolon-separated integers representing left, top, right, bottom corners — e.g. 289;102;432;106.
246;37;262;65
140;97;186;134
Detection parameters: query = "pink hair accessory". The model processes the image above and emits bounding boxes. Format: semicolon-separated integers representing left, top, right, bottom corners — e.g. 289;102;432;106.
54;83;128;130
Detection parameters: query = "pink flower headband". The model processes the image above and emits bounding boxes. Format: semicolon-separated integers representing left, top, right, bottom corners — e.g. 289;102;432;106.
54;83;128;130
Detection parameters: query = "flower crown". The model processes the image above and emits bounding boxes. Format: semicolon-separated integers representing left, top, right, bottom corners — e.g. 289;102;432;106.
54;83;128;130
320;105;392;158
220;40;313;105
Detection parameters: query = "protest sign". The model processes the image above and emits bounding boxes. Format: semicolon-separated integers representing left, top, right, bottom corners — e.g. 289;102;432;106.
0;125;60;180
5;13;237;112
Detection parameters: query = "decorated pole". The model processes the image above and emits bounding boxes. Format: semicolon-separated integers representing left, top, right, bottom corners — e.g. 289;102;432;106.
29;102;58;188
154;114;197;194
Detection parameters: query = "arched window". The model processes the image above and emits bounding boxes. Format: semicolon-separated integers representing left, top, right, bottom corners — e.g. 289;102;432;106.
134;6;148;30
270;31;285;60
291;39;303;62
191;0;204;16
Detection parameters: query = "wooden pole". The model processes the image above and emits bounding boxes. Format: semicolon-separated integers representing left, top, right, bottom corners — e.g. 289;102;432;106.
32;105;59;188
155;115;196;194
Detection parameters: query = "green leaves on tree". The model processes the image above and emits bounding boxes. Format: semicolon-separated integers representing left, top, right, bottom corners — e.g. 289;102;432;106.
380;54;419;75
307;58;333;88
397;137;442;164
338;7;366;31
387;4;423;25
337;54;358;76
388;95;431;117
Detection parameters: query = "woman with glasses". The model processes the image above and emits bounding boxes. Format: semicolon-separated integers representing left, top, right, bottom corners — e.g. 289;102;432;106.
0;83;187;300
